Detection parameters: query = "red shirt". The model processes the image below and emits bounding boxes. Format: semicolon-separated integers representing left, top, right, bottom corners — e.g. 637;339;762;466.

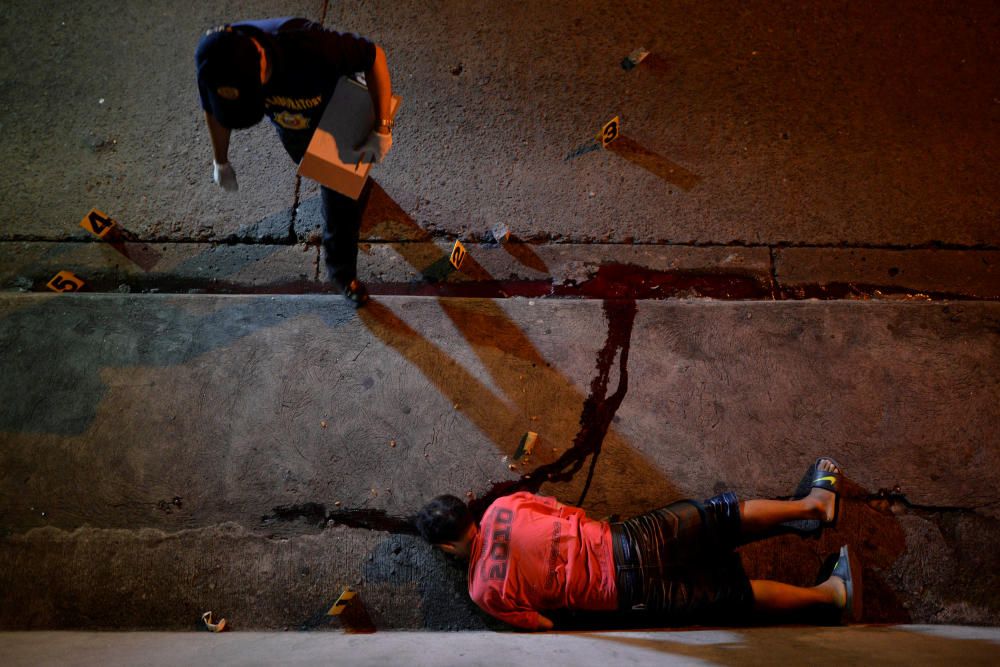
468;492;617;630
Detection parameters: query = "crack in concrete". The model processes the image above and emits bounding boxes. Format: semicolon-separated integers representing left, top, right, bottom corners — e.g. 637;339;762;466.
288;175;302;245
8;265;995;301
767;246;779;301
2;238;998;251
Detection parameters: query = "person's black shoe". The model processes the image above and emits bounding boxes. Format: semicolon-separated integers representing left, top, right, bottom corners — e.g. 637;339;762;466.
341;278;370;308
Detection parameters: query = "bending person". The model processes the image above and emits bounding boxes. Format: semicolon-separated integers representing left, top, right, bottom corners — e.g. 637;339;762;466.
195;17;394;306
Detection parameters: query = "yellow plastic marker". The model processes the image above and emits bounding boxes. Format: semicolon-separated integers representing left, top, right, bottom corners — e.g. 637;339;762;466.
46;271;85;292
597;116;621;147
79;208;117;238
327;587;357;616
449;240;468;271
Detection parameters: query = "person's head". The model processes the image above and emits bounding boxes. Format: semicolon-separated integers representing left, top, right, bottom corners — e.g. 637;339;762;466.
195;27;267;129
416;495;477;559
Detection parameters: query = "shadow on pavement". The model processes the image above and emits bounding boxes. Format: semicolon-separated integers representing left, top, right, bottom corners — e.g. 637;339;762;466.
356;188;680;516
607;135;701;191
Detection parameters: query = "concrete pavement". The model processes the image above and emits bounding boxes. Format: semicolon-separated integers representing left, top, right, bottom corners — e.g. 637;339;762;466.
3;627;1000;667
1;294;997;629
1;1;997;262
1;0;998;651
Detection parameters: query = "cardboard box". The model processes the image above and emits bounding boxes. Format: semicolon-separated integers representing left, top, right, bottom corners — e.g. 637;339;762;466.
297;76;401;199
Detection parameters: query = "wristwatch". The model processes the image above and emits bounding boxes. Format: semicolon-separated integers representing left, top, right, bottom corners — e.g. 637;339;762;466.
376;118;394;133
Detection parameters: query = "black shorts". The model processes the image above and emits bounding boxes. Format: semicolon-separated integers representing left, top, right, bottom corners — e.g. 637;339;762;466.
610;492;754;622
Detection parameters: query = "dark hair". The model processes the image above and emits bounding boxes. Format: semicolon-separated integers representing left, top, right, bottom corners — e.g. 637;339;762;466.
195;28;266;129
415;495;473;544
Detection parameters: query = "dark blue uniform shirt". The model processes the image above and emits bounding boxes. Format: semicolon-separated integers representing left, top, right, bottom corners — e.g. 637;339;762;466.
198;17;376;144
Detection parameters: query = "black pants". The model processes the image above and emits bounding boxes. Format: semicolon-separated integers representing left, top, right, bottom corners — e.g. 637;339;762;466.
280;130;371;285
609;492;754;623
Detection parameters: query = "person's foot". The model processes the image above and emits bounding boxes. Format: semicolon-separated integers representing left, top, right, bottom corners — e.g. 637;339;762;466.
822;571;849;610
805;457;841;523
826;544;860;622
341;279;370;308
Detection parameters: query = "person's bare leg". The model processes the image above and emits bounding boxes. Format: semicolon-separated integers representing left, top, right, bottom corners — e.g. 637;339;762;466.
740;458;840;537
751;574;846;613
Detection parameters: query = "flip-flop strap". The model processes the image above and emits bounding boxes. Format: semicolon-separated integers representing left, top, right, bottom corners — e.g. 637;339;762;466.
812;472;839;492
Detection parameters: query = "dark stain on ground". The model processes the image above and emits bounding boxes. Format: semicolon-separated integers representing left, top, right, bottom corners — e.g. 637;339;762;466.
29;261;992;301
470;298;638;517
561;263;769;300
261;502;329;529
92;224;164;272
288;298;638;533
155;497;182;514
325;509;419;535
263;503;420;535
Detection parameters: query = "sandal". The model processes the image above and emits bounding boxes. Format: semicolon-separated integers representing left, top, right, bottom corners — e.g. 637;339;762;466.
782;456;842;534
830;544;862;623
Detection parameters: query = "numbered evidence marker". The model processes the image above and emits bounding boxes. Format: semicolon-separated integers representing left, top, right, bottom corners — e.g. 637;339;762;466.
46;271;85;293
79;208;117;238
449;240;468;271
597;116;621;148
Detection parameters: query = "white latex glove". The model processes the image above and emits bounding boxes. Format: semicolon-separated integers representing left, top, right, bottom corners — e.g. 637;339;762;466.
355;130;393;163
213;160;239;192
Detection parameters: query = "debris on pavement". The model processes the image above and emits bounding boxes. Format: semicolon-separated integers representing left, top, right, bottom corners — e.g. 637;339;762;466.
201;611;228;632
513;431;538;460
490;223;510;244
621;47;650;70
